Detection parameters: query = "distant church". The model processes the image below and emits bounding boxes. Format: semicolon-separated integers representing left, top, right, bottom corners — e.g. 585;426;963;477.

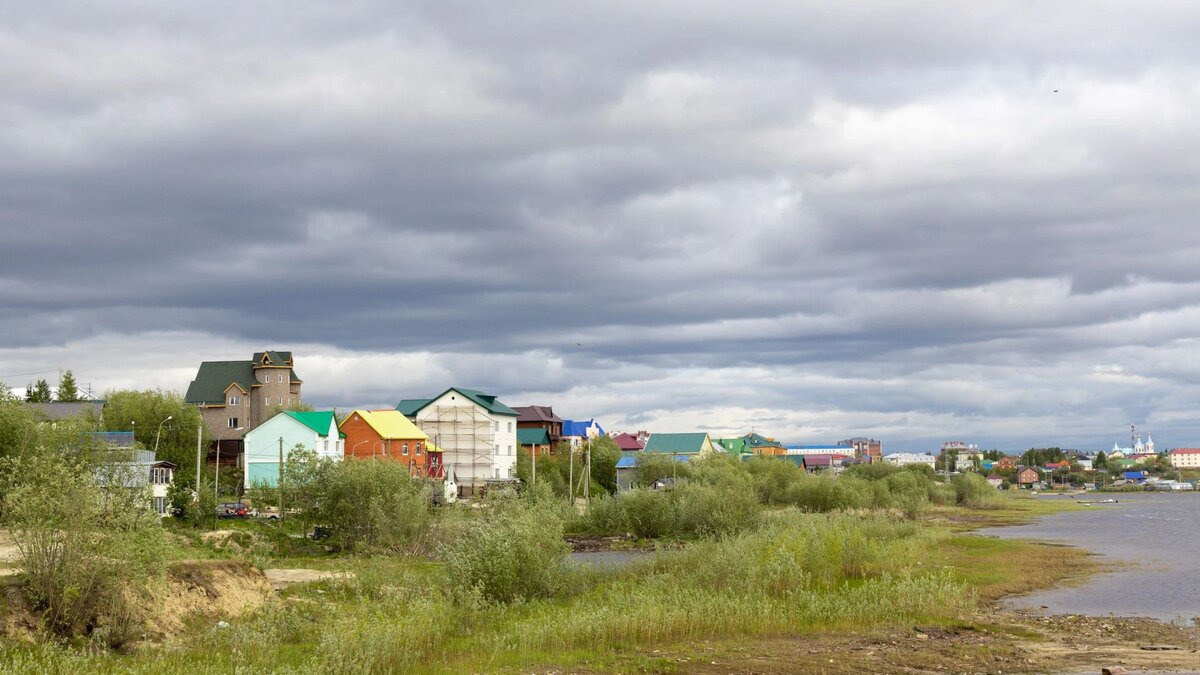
1110;433;1154;458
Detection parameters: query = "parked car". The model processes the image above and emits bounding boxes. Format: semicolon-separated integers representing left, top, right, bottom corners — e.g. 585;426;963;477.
216;502;249;518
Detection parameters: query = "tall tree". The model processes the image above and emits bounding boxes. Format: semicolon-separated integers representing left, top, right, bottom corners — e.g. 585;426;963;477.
100;389;204;483
26;379;53;403
56;371;81;402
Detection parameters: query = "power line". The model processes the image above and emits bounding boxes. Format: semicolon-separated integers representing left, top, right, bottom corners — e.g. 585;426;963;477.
0;368;61;380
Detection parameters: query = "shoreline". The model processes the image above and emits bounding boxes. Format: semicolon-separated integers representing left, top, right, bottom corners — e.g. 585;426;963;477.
623;498;1200;674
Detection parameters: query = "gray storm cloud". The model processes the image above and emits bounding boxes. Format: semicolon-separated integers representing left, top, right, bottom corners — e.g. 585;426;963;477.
3;2;1200;451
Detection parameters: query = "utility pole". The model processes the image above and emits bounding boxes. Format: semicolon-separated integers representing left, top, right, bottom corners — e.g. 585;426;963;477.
195;424;203;498
278;437;285;526
531;442;536;490
568;444;574;505
584;442;591;506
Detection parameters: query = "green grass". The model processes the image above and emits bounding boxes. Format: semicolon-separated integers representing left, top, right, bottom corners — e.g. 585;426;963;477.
0;512;985;673
0;488;1100;673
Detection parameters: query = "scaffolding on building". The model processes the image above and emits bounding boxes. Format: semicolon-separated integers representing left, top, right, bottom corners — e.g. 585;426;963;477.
419;405;494;497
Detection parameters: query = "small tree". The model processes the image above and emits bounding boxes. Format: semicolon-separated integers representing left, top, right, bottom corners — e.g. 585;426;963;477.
25;379;53;403
55;370;81;402
280;446;328;538
589;436;621;494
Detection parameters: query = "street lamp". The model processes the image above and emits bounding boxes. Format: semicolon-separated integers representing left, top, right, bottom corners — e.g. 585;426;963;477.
374;439;387;461
153;416;173;455
214;426;244;505
352;439;369;458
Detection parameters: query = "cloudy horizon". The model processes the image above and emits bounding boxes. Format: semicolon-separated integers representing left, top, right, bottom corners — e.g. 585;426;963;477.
4;2;1200;453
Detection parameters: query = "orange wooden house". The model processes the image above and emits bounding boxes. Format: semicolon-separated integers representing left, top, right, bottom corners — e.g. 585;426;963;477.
338;409;444;478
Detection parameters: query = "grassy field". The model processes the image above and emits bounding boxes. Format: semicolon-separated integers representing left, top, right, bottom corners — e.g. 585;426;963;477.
0;494;1115;674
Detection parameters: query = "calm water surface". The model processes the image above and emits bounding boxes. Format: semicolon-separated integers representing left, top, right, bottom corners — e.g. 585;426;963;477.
977;493;1200;622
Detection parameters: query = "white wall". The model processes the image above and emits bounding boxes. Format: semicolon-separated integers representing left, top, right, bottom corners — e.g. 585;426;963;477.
416;390;518;491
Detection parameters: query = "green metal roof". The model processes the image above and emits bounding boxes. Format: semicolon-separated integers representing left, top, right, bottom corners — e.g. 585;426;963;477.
518;428;551;445
399;388;519;417
284;411;340;438
644;433;711;454
452;387;519;416
185;361;258;404
717;437;749;454
395;399;432;416
743;432;783;449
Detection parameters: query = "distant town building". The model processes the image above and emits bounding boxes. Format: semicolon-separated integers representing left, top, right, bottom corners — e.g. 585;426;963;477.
1015;466;1041;486
882;452;936;468
513;406;564;445
400;387;519;497
1168;448;1200;469
245;411;344;490
785;444;848;456
185;350;302;440
838;437;882;463
613;433;644;452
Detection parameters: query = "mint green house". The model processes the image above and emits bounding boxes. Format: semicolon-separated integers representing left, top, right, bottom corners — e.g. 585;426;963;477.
243;411;343;490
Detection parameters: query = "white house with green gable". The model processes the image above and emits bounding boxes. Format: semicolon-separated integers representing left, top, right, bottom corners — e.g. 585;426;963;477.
243;410;343;490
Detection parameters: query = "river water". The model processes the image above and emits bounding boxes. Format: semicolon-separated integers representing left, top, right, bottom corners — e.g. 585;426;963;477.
977;493;1200;623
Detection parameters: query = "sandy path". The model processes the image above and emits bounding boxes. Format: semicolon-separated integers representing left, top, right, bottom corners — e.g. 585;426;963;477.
262;568;354;590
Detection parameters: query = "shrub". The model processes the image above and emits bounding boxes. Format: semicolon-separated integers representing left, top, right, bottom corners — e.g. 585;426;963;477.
951;473;1004;509
443;505;570;604
581;494;630;535
674;482;760;538
316;459;432;553
745;457;807;504
1;452;167;646
619;489;676;539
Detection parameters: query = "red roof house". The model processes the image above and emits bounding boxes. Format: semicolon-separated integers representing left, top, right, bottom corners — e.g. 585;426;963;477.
613;432;644;452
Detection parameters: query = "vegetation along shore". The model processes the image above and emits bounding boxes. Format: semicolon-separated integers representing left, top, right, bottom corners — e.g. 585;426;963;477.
0;415;1196;673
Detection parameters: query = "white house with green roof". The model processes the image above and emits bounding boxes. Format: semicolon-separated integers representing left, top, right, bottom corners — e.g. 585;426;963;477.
400;387;519;497
243;410;342;490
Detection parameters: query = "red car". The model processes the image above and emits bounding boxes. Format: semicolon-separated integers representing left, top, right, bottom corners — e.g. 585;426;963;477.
216;502;248;518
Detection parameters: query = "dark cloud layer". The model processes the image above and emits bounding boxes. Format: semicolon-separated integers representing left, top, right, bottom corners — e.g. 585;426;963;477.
4;2;1200;451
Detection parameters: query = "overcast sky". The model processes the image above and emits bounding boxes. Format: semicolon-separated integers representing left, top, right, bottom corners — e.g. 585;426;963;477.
4;2;1200;452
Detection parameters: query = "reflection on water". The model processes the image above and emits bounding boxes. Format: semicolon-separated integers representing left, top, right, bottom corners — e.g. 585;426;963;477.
977;493;1200;622
569;550;654;569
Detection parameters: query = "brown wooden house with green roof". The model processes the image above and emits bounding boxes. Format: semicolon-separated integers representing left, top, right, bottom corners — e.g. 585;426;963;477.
185;351;303;449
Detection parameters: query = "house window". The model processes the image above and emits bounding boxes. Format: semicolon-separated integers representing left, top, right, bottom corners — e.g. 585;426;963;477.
278;374;284;383
402;443;409;456
154;497;167;515
494;421;499;432
416;443;422;455
262;374;269;383
509;445;514;455
508;422;513;432
494;444;499;456
227;418;238;429
229;396;240;405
